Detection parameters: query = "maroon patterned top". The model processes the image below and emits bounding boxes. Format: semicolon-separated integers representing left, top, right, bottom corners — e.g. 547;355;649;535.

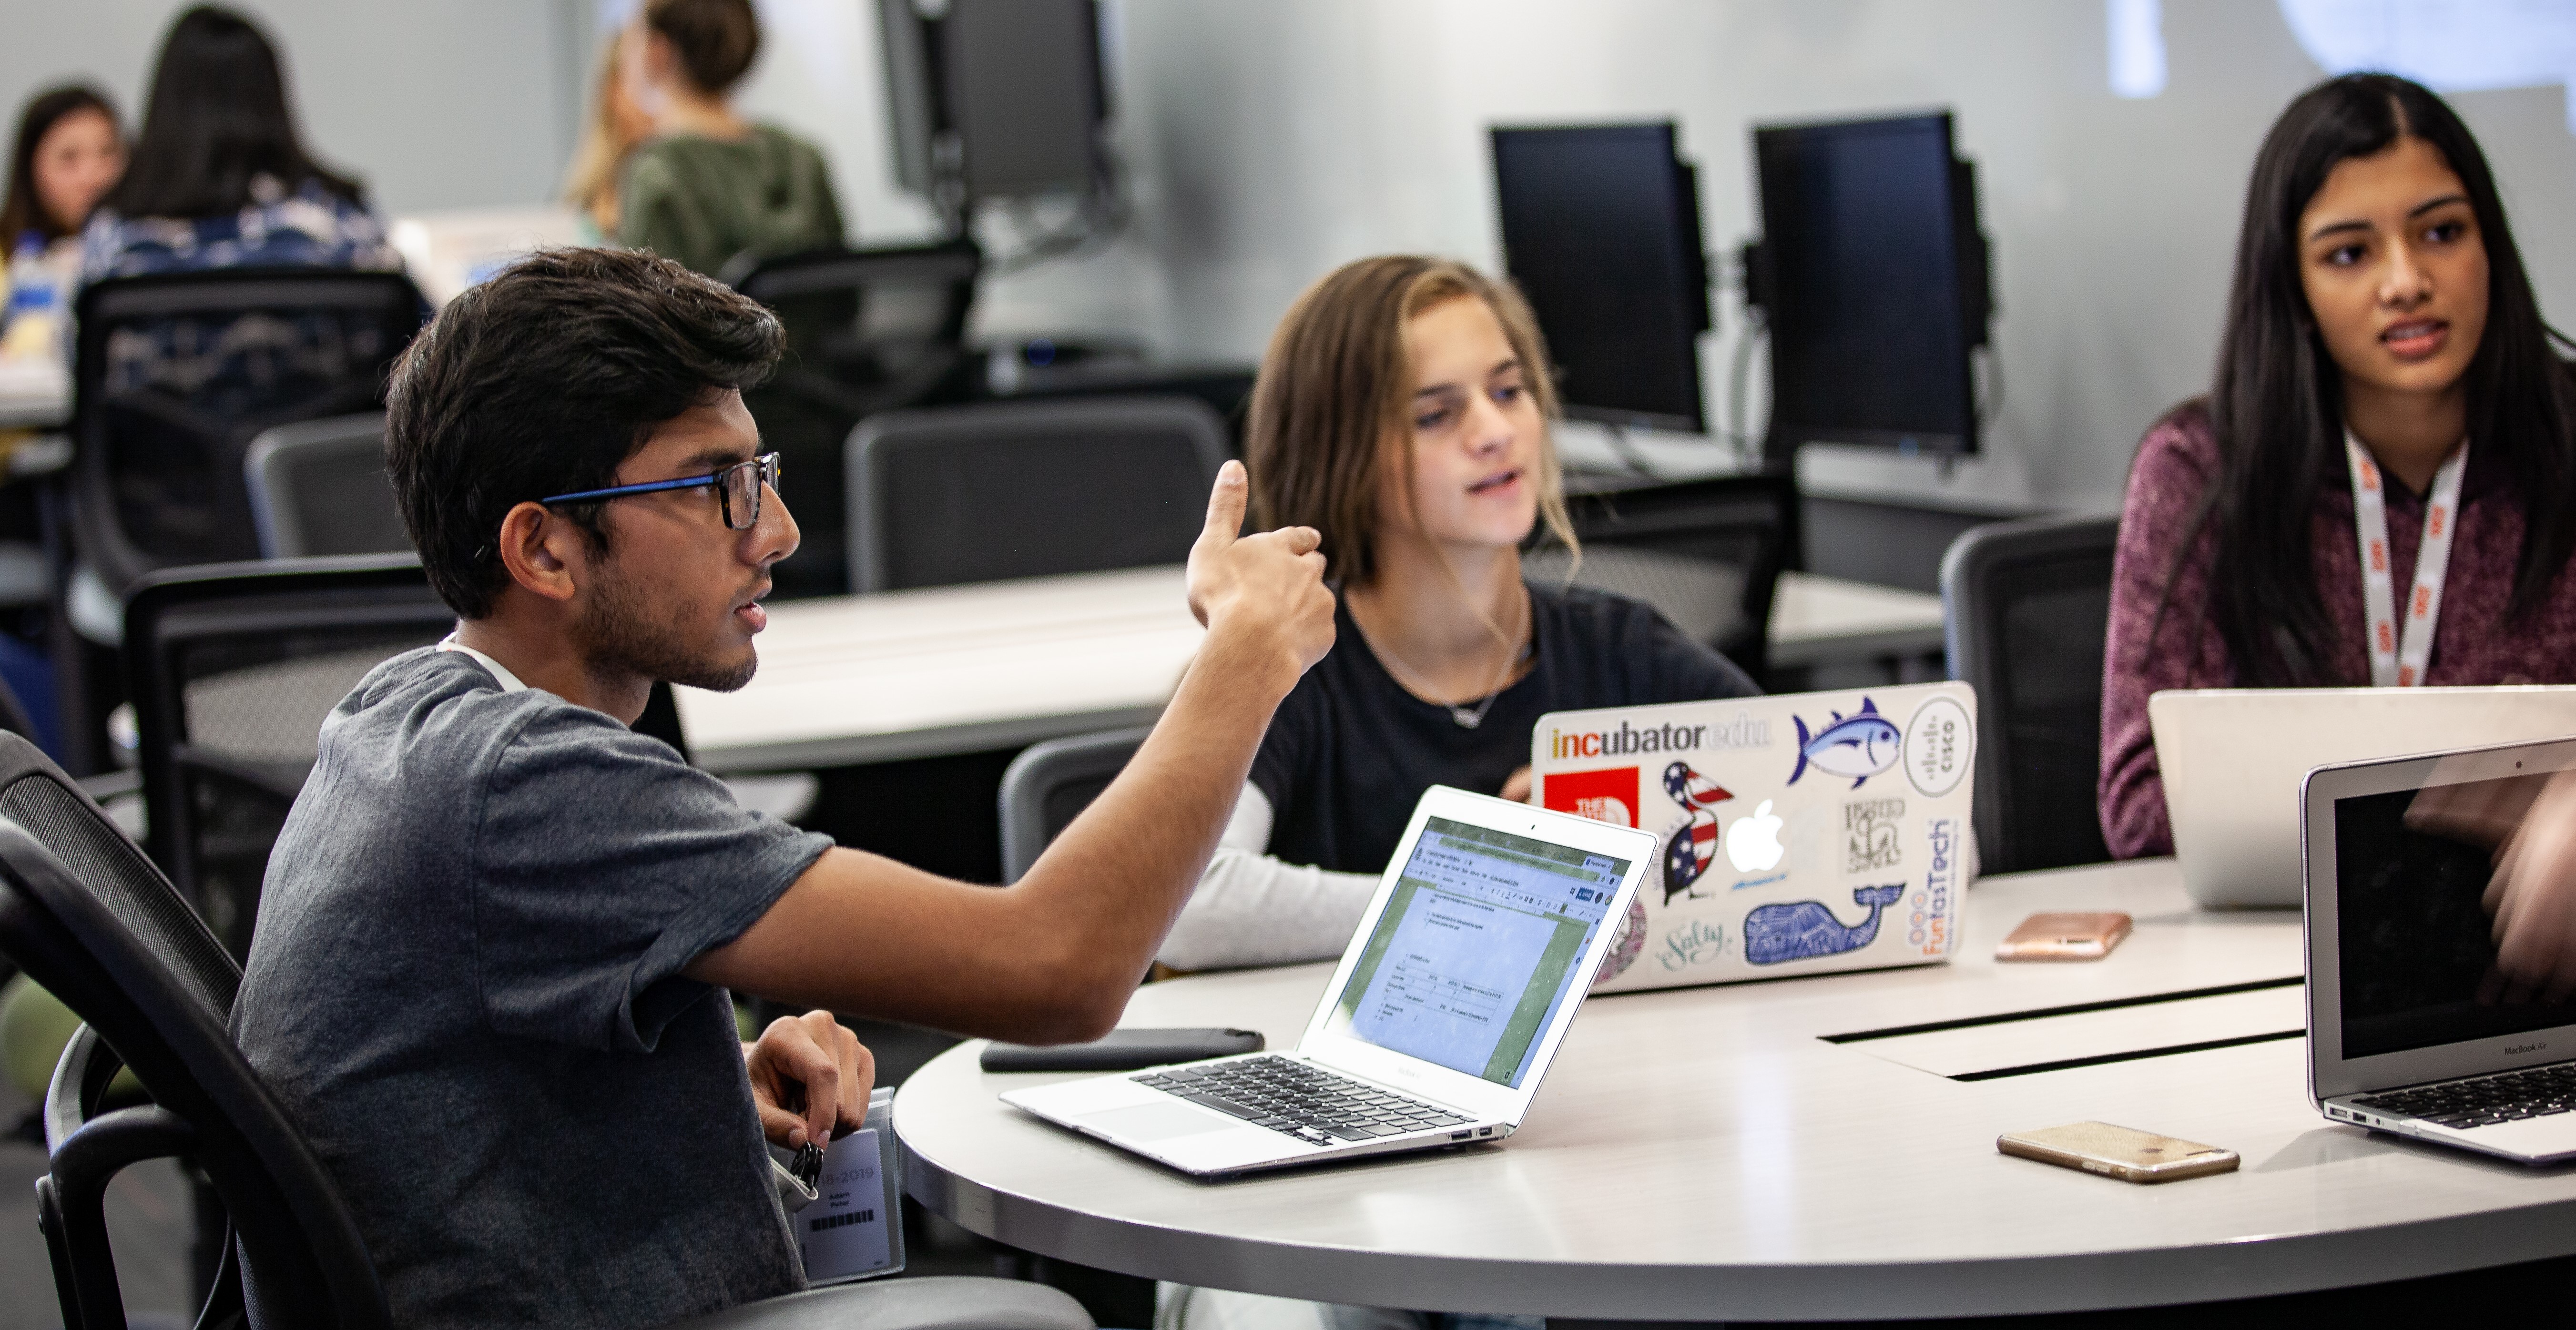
2098;401;2576;857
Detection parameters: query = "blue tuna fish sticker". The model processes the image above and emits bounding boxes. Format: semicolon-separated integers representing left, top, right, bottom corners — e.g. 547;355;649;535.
1742;884;1905;965
1790;697;1901;788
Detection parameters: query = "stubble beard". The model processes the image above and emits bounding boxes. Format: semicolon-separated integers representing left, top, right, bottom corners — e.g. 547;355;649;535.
578;553;760;695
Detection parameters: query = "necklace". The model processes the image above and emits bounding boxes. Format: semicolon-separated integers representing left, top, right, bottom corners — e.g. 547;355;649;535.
1357;589;1533;730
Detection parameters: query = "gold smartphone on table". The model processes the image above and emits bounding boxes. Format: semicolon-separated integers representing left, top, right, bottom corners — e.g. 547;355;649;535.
1995;911;2132;961
1997;1121;2239;1183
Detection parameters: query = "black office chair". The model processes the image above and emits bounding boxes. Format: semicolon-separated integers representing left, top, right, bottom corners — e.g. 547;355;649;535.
122;557;455;959
996;727;1149;883
120;557;694;960
846;396;1229;593
726;242;984;599
1530;474;1798;682
0;729;1091;1330
242;413;408;558
1940;514;2121;874
0;727;377;1329
69;269;426;601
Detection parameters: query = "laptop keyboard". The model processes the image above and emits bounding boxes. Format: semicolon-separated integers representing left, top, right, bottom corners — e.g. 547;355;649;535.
1131;1055;1473;1144
2353;1063;2576;1129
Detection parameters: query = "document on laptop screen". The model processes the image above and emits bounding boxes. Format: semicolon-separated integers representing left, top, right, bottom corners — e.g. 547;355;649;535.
1324;816;1627;1087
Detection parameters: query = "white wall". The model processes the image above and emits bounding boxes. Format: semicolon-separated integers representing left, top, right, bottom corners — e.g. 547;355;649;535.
1;0;585;216
1086;0;2576;511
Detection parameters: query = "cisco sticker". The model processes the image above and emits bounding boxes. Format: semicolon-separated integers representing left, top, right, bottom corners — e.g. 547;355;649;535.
1904;697;1972;797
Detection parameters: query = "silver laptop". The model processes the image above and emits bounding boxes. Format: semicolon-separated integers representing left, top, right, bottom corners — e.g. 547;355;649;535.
1003;786;1653;1178
2304;735;2576;1163
2153;686;2576;908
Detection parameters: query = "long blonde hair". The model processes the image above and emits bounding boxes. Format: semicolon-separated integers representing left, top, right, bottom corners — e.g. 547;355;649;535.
561;29;648;233
1246;255;1577;586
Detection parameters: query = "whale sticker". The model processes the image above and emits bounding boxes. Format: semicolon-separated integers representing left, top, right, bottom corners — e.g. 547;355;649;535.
1789;697;1901;788
1742;884;1906;965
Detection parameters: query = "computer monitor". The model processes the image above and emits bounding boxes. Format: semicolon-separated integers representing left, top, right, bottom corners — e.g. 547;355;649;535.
1749;112;1992;457
879;0;1107;209
1490;124;1711;435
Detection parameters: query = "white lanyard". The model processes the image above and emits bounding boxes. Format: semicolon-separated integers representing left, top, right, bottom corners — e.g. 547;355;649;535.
2346;431;2468;688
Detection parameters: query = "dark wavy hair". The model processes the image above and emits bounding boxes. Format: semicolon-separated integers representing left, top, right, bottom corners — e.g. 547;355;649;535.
1;85;119;244
385;248;783;618
2163;73;2576;685
105;6;364;220
645;0;762;97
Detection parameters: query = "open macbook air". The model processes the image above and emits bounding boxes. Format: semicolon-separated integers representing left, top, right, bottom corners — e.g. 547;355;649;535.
2305;734;2576;1163
2152;686;2576;908
1001;786;1653;1178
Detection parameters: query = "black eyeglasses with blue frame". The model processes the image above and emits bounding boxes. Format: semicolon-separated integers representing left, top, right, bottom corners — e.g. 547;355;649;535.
541;453;782;531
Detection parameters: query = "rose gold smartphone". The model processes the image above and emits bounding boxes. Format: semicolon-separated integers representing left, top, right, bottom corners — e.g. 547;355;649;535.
1994;911;2131;961
1996;1121;2239;1183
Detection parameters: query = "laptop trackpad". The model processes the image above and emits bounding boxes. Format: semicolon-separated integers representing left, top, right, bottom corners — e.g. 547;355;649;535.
1079;1101;1239;1142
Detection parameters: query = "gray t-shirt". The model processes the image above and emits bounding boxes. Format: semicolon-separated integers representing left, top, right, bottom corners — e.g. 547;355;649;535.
232;647;834;1328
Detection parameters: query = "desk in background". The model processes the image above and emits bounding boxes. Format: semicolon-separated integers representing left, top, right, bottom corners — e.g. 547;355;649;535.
674;565;1949;774
898;858;2576;1321
0;359;69;432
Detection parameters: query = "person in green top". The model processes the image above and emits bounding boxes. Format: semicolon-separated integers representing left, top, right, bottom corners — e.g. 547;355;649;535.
617;0;845;279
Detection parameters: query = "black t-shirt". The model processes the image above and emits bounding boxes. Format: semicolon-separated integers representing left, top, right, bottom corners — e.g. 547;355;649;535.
1250;581;1758;875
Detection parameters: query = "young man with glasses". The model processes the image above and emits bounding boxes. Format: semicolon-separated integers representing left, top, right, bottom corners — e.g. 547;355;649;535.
229;248;1335;1329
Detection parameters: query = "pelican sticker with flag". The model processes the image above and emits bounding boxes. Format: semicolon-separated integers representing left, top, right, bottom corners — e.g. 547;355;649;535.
1537;681;1975;994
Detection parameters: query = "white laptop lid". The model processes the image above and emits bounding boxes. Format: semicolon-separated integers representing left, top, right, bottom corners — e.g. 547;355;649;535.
2304;735;2576;1103
2151;686;2576;908
1292;786;1654;1127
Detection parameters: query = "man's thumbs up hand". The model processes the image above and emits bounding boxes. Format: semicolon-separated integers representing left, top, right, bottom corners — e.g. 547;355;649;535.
1186;460;1335;684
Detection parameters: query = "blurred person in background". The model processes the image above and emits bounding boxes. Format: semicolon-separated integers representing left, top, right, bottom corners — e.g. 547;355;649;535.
618;0;844;278
83;5;398;283
1;84;124;269
563;26;655;242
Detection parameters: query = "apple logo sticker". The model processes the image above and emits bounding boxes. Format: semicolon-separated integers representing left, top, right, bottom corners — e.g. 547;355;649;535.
1724;799;1786;873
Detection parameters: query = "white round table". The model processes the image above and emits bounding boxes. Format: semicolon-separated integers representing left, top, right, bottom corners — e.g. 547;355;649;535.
895;859;2576;1320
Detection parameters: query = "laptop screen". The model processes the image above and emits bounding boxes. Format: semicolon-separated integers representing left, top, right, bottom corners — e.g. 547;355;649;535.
1322;815;1628;1088
2335;777;2576;1059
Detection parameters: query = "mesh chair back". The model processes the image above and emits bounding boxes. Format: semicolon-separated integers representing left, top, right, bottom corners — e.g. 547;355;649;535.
0;731;391;1328
244;413;409;558
997;727;1148;882
124;558;456;959
71;270;426;596
1532;475;1796;680
848;396;1228;593
728;242;983;598
1940;515;2120;874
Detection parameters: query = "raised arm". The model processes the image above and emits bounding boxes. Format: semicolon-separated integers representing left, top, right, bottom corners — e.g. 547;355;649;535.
687;462;1336;1042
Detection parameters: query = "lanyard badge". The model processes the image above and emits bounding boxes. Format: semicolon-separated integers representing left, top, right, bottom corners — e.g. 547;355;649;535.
2346;431;2467;688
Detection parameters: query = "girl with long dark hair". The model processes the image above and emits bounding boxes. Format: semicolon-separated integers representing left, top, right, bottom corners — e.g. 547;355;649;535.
1;86;122;252
2099;73;2576;858
80;6;397;280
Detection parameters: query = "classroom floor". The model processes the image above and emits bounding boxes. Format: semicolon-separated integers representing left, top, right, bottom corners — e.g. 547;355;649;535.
0;1073;196;1330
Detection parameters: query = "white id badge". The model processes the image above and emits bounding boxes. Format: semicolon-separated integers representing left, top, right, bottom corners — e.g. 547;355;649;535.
799;1087;906;1284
